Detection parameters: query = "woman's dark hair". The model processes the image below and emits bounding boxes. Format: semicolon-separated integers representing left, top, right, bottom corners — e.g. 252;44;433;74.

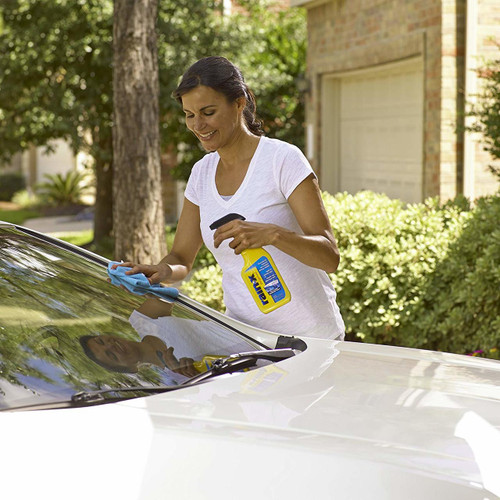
172;56;263;136
79;335;134;374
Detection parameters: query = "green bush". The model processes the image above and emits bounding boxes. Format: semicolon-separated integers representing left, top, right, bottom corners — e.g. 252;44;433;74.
322;191;472;345
397;194;500;355
11;189;42;208
0;172;25;201
181;265;224;311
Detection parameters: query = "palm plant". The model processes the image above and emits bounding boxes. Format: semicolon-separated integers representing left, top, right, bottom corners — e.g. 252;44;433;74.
36;170;93;206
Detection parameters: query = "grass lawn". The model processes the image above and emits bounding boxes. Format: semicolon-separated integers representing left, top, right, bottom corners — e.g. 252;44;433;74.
0;208;40;225
57;230;94;247
56;227;176;261
57;230;115;260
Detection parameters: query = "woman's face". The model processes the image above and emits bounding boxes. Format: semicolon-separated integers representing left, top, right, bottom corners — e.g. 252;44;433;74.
87;335;140;372
181;85;245;152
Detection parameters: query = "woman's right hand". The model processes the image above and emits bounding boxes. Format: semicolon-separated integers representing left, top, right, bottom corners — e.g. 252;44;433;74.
111;262;172;285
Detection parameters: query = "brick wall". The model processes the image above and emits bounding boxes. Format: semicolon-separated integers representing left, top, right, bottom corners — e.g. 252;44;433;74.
302;0;499;200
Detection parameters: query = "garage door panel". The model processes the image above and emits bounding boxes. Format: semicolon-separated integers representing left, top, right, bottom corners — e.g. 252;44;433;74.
337;60;423;203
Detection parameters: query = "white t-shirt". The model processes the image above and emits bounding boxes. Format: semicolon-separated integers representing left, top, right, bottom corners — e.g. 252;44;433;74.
184;136;345;340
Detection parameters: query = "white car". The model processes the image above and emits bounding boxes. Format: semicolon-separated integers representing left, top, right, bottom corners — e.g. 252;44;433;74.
1;222;499;500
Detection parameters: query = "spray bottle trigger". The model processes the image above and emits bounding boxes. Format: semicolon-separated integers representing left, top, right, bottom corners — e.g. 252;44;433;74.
209;213;246;230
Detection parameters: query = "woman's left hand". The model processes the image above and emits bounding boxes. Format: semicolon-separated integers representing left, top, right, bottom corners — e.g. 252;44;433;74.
213;219;277;254
162;346;199;377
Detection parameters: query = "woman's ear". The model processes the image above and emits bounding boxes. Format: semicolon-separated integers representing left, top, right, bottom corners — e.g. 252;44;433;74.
236;96;246;112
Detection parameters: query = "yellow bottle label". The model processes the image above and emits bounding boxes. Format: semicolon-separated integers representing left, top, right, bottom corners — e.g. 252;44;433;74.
241;248;291;314
193;355;223;373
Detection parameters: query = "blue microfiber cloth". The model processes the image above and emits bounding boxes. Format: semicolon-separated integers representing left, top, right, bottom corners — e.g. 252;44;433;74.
107;261;179;302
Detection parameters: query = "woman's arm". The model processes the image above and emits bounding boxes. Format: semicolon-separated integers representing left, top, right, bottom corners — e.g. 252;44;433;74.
117;198;204;284
213;174;340;273
136;297;174;318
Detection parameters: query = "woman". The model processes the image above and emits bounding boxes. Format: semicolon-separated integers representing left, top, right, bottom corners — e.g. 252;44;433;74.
80;333;199;377
116;56;344;340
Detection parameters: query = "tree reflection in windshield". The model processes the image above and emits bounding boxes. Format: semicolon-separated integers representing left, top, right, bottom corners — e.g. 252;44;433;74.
0;227;257;410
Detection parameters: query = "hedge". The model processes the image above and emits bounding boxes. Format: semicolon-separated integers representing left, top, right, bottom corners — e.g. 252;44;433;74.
396;194;500;356
0;172;25;201
181;190;500;358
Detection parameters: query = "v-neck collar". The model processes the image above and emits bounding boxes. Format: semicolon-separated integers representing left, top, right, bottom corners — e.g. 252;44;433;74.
211;137;264;208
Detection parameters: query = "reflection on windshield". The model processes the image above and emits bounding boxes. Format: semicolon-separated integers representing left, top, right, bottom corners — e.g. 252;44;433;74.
0;227;259;410
79;297;253;383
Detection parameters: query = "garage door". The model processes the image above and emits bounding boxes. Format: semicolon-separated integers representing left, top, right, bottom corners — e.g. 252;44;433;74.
322;58;424;203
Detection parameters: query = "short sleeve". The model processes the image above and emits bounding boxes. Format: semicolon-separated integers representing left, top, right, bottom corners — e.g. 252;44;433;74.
129;310;160;339
184;160;202;206
274;143;316;200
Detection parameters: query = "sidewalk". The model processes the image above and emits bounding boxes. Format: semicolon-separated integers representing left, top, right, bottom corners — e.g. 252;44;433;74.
23;215;93;235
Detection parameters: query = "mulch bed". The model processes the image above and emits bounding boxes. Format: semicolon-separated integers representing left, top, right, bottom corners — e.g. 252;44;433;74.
0;201;21;210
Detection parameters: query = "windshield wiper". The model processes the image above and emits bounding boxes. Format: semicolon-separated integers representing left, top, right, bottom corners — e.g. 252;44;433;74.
71;348;296;405
186;348;296;384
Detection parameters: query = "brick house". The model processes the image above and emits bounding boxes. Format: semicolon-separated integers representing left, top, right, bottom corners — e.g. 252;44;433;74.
291;0;500;203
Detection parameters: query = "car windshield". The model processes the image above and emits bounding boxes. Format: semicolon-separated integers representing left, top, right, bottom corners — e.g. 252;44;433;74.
0;226;263;410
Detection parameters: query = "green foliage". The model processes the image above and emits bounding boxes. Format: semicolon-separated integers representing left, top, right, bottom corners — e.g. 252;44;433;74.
157;0;244;181
234;1;306;150
181;264;224;312
467;49;500;179
193;244;217;269
57;229;93;247
0;0;307;202
58;230;114;259
11;188;42;208
322;191;472;346
35;170;91;206
0;171;25;201
469;347;499;360
0;0;113;166
398;194;500;356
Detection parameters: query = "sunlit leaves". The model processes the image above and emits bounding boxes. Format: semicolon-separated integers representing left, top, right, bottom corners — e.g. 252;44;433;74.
466;51;500;179
0;0;113;163
322;189;500;357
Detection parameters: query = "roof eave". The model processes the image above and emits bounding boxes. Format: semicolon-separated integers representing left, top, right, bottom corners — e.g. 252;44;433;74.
290;0;330;8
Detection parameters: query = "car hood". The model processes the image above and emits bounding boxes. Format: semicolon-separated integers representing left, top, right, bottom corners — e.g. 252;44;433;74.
1;339;499;500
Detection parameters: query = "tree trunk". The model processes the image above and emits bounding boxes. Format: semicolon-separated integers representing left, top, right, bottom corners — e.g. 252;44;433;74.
93;158;113;244
112;0;166;263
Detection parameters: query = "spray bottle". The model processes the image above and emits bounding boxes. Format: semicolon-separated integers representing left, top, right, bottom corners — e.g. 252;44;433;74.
210;213;291;314
192;355;223;372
